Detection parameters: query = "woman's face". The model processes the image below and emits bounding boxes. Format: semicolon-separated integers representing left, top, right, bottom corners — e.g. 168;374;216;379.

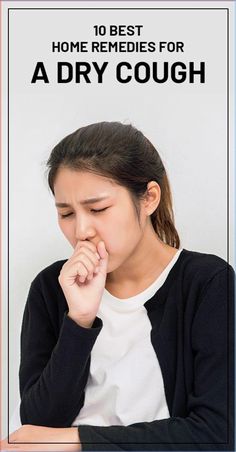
53;167;148;273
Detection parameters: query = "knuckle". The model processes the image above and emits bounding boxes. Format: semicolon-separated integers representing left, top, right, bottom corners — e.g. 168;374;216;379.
78;246;87;254
78;247;96;260
80;252;90;262
78;255;94;269
77;264;87;276
77;240;95;250
77;256;89;267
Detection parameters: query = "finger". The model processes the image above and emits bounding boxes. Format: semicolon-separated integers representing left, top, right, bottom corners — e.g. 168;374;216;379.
58;261;88;284
59;260;90;285
97;241;109;274
64;261;88;283
76;255;100;280
73;247;100;267
97;241;108;260
76;262;89;280
74;240;98;256
74;261;98;283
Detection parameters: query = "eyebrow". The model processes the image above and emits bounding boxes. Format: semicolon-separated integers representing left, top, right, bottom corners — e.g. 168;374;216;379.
55;196;110;208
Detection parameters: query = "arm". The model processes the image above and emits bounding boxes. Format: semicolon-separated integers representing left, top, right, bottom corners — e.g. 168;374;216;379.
77;266;235;451
19;281;102;427
1;425;81;451
20;240;108;427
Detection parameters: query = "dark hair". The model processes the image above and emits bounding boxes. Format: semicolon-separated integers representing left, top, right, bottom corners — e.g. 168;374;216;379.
47;121;180;248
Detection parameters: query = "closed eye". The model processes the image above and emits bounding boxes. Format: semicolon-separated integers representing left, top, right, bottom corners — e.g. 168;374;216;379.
60;212;73;218
91;207;109;213
59;207;109;219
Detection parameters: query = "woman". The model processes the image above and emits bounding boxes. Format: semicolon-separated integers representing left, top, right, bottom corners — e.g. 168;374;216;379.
3;122;234;451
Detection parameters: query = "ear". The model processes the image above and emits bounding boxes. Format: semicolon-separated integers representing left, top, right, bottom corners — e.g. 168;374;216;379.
143;181;161;216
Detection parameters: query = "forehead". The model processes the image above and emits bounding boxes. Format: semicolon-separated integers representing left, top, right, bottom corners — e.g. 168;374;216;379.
53;167;121;199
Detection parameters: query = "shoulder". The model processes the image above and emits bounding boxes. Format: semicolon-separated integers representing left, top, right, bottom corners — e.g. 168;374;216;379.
30;259;67;292
178;248;233;281
173;249;235;304
164;248;234;298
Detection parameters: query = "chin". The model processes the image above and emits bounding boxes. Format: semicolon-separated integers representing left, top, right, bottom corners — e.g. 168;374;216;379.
106;261;113;274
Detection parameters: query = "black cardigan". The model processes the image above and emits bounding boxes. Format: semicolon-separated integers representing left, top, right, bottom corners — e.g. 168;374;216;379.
19;249;235;451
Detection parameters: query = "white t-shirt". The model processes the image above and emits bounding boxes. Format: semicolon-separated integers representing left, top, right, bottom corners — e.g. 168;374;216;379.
72;249;182;427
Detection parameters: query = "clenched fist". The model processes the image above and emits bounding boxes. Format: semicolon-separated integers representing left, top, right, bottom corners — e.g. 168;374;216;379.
58;240;108;328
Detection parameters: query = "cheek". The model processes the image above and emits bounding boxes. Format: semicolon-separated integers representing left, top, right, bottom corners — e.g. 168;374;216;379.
105;224;142;274
103;213;141;254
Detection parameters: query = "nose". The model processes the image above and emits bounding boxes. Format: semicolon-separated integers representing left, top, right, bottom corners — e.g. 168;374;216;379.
75;214;96;242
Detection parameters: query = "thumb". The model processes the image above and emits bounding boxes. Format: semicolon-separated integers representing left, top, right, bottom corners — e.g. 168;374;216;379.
97;241;109;272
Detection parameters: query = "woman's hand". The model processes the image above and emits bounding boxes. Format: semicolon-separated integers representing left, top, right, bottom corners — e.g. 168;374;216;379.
59;240;109;328
0;425;81;451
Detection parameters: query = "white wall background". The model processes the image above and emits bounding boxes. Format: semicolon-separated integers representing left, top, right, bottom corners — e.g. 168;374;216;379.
1;0;235;438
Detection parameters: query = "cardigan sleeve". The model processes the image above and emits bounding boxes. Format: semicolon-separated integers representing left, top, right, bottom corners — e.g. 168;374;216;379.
19;279;103;427
78;266;235;451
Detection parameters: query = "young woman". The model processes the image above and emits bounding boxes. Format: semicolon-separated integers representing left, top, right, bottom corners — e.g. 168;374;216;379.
3;122;234;451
